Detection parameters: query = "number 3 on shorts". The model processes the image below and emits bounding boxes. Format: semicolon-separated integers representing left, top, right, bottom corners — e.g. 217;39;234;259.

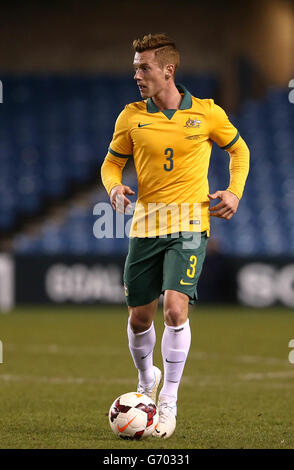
186;255;197;278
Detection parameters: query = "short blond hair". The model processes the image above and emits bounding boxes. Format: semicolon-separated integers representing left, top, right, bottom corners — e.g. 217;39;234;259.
133;33;180;74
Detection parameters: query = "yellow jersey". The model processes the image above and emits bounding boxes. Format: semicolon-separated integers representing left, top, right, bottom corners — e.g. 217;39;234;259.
102;84;249;237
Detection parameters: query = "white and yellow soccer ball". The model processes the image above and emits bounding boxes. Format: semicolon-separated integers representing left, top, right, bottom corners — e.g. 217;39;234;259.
109;392;158;440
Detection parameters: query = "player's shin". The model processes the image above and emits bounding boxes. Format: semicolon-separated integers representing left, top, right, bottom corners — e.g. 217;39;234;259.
127;319;156;387
160;318;191;402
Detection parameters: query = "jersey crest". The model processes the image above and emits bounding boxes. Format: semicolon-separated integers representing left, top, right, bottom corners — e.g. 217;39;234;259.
184;117;201;128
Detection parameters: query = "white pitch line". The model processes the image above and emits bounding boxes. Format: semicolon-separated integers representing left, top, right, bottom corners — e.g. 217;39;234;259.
239;370;294;381
4;343;289;380
5;344;287;366
189;351;287;365
235;355;287;365
4;343;124;356
0;374;194;386
0;374;137;385
1;371;293;388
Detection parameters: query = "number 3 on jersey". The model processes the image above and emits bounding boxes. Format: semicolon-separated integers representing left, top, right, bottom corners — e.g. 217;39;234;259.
164;148;174;172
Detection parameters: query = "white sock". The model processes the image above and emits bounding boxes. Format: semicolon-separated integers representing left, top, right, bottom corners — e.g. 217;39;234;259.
127;319;156;388
159;318;191;403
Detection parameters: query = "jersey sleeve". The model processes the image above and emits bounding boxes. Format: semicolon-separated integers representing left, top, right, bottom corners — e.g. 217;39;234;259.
101;152;129;195
226;136;250;200
209;100;240;150
108;106;133;158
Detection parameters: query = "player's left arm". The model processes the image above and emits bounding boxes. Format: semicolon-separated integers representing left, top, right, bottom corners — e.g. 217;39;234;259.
208;102;250;220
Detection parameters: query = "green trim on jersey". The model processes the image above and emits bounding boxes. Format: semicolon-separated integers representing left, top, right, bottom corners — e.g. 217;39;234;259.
146;84;193;116
221;131;240;150
162;109;177;120
108;147;132;158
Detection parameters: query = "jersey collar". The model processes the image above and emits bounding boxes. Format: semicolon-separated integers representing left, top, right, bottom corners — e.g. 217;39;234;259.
146;84;192;114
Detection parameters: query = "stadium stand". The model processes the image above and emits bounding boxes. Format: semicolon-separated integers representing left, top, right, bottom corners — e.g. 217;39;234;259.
0;76;292;256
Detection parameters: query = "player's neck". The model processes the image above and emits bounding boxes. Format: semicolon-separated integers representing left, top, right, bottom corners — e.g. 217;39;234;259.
151;82;182;111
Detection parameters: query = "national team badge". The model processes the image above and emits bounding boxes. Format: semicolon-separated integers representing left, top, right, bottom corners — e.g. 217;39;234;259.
184;117;201;128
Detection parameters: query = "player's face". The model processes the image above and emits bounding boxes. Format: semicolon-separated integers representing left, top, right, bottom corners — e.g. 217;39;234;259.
133;50;167;99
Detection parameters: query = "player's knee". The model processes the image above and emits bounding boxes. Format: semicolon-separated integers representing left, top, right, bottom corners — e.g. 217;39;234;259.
128;308;153;334
164;305;187;327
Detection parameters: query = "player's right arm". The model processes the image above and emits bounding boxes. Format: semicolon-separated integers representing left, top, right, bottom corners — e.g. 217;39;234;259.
101;107;135;212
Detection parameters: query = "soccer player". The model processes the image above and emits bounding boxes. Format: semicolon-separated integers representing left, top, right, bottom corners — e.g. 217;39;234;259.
101;33;249;438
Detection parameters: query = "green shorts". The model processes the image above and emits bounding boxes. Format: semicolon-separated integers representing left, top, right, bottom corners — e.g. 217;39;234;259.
123;231;208;307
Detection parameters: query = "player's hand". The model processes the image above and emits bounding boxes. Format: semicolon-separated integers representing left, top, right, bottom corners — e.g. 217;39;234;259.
110;185;135;213
208;190;239;220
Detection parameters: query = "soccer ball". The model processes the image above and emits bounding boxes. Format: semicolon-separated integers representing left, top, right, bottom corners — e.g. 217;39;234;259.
108;392;158;440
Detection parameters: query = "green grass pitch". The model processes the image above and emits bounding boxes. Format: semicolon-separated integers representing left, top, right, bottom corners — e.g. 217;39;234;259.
0;305;294;449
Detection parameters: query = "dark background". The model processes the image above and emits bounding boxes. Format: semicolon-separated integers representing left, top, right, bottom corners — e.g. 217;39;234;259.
0;0;293;309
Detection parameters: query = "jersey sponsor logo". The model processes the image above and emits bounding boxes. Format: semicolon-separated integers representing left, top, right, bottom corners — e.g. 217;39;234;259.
185;134;200;140
184;117;201;128
138;122;152;127
180;279;194;286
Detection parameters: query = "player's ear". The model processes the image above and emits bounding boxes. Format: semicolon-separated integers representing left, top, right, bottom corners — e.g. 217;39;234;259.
165;64;174;80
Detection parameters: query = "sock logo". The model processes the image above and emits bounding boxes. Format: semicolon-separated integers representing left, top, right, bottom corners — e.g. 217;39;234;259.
165;358;184;364
141;351;152;360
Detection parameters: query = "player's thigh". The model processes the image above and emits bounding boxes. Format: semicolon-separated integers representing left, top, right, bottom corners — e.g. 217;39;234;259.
162;231;208;305
123;237;165;308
